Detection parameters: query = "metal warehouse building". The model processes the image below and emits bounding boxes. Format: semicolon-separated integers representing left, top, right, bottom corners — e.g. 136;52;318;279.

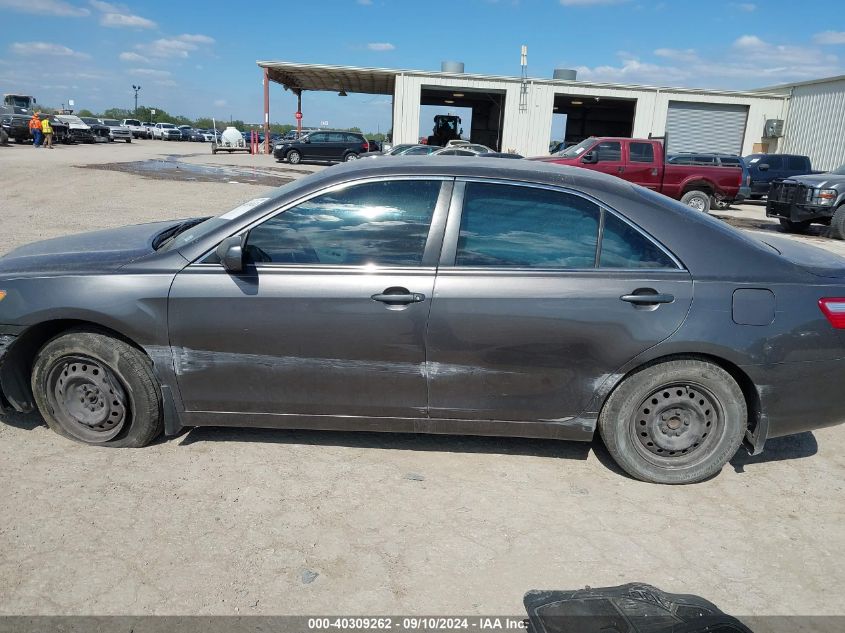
257;60;844;167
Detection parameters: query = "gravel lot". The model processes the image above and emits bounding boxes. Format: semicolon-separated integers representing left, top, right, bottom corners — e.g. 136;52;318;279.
0;140;843;619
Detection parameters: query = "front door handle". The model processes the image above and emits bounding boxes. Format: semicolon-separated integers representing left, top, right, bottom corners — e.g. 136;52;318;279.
621;292;675;305
371;287;425;304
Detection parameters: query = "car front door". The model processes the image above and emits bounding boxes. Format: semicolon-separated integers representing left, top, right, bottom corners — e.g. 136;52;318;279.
586;140;625;179
425;180;693;428
302;132;329;160
168;178;451;421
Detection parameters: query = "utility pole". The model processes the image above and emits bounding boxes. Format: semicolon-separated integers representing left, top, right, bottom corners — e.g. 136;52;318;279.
132;85;142;115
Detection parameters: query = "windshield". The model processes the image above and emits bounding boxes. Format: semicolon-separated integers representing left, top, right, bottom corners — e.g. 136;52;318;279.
125;119;140;126
9;95;33;108
160;123;175;129
104;119;120;126
81;118;98;124
556;137;595;157
831;165;845;175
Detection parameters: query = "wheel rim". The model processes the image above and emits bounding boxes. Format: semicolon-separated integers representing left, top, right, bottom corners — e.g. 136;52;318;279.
345;153;358;161
46;356;128;443
289;151;300;163
629;382;725;469
687;196;707;211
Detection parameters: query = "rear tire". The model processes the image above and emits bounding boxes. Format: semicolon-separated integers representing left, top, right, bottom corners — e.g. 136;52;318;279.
287;149;302;164
779;218;811;234
126;138;131;143
680;190;711;213
32;330;162;448
344;152;359;162
829;205;845;240
598;359;746;484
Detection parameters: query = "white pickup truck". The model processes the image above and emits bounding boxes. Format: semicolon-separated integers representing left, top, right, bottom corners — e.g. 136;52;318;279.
122;118;149;139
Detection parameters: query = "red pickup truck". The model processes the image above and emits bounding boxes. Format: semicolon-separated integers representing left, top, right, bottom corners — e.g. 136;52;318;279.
532;137;742;213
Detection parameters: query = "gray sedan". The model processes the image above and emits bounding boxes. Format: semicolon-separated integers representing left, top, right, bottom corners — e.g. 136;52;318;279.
1;158;844;484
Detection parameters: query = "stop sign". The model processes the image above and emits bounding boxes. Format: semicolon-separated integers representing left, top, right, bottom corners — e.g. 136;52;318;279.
295;112;302;120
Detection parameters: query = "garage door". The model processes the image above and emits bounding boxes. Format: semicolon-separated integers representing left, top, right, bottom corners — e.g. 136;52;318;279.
666;101;749;155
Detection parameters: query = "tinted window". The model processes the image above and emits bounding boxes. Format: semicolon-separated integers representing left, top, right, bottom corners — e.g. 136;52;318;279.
309;133;327;142
788;156;808;171
600;213;676;269
245;180;441;266
629;142;654;163
719;156;740;166
327;132;346;143
765;155;782;169
345;134;361;143
596;141;621;161
456;183;599;268
405;146;432;155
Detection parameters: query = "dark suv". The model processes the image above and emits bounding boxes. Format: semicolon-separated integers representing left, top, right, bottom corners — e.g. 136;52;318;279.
274;131;369;164
744;153;813;198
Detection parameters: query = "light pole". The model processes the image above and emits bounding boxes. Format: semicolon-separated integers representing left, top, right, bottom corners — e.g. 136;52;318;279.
132;85;142;115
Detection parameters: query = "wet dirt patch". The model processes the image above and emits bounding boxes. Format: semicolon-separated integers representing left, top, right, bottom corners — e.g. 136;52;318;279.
79;158;297;186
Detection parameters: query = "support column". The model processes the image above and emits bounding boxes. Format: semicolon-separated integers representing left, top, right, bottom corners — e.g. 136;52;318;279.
263;68;270;155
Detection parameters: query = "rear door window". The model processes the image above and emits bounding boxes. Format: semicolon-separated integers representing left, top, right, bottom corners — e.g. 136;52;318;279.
787;156;808;171
629;142;654;163
455;183;600;268
765;155;783;170
599;213;677;269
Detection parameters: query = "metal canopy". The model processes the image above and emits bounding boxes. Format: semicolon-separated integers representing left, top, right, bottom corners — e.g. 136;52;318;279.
258;61;399;95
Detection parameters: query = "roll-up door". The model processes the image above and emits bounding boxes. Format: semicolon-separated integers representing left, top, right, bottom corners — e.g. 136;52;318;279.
665;101;748;155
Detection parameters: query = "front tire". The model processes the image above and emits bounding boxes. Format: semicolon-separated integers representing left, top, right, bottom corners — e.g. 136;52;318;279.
126;138;131;143
287;149;302;164
680;190;711;213
32;330;162;448
598;359;746;484
829;205;845;240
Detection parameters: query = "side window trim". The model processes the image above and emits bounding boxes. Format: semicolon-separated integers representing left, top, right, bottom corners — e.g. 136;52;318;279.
439;178;685;271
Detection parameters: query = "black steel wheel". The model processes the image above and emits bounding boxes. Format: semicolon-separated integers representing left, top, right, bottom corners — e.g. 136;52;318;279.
45;355;128;442
598;359;746;484
32;330;163;447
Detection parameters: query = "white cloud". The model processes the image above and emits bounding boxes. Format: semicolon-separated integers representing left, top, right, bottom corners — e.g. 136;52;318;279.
574;36;842;90
814;31;845;45
119;51;148;62
136;33;214;58
129;67;172;78
10;41;90;59
213;99;227;107
90;1;156;28
560;0;628;6
367;42;395;51
0;0;89;17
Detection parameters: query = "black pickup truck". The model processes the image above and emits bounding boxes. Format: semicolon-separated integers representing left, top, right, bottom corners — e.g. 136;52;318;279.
766;164;845;238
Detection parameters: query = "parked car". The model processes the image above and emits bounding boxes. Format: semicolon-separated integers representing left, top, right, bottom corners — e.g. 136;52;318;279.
744;153;814;198
80;117;111;143
121;119;148;139
667;153;751;208
0;159;843;484
433;144;494;156
534;137;743;213
359;144;439;159
273;130;370;164
177;125;193;141
0;114;33;143
100;119;132;143
766;164;845;236
152;122;181;141
141;122;156;138
367;139;381;152
57;115;96;144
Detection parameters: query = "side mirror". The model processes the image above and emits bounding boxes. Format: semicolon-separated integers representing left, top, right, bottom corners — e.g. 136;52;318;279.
758;163;769;171
582;150;598;164
215;235;244;273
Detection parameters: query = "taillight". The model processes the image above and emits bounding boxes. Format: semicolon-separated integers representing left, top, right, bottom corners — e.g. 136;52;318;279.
362;141;369;151
819;298;845;328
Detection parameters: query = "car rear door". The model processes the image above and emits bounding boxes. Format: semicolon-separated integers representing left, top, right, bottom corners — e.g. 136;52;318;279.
168;177;452;420
624;141;660;190
425;180;692;428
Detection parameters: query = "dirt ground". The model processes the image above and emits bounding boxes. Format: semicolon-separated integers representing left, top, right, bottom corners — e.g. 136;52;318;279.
0;140;843;619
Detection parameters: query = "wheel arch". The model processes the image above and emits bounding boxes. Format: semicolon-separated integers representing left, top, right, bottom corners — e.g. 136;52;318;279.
0;319;148;413
596;352;762;451
680;179;716;197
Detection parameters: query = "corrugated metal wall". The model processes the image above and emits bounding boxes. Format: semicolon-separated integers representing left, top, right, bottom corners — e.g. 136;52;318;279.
781;78;845;171
665;101;749;154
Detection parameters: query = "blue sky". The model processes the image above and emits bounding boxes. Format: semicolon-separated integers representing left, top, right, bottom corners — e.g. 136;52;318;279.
1;0;844;134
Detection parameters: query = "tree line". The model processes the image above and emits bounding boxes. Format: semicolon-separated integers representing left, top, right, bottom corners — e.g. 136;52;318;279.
71;105;388;140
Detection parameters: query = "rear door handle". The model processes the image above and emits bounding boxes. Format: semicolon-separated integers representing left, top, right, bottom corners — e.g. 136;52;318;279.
621;292;675;305
371;289;425;304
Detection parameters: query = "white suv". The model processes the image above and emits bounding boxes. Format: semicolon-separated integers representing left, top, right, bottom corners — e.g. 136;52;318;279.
152;122;181;140
122;119;148;139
